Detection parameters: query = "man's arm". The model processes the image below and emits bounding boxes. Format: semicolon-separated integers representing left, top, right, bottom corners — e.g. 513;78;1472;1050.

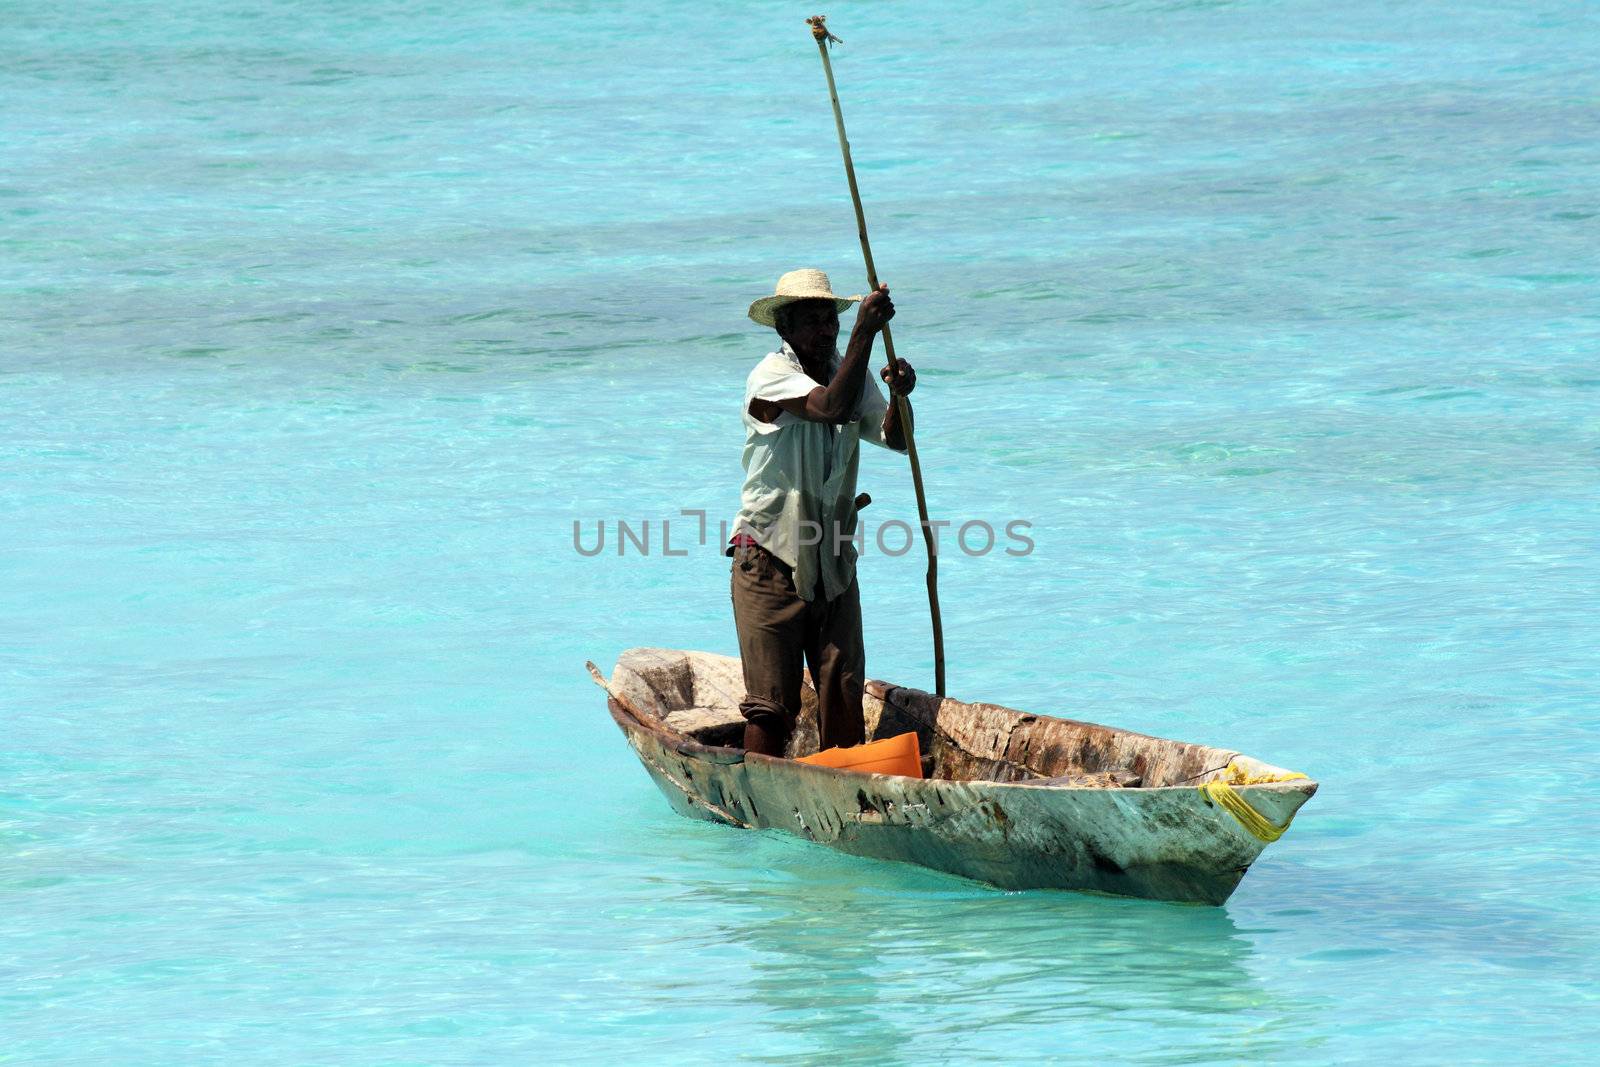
878;360;916;451
772;285;894;423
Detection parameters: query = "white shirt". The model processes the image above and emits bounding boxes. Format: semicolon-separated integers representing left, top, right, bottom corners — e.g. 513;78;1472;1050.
732;342;899;602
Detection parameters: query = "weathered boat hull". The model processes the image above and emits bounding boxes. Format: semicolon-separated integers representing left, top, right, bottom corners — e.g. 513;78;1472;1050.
599;650;1317;905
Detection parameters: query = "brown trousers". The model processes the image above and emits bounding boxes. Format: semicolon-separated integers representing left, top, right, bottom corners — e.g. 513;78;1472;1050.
730;543;865;755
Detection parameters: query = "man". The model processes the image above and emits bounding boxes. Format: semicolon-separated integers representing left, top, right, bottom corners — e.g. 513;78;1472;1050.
729;268;916;757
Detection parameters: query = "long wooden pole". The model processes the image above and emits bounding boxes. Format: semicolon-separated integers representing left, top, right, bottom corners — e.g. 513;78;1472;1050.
807;16;946;696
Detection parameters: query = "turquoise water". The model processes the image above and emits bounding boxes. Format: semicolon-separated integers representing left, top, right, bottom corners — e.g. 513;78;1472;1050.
4;0;1597;1060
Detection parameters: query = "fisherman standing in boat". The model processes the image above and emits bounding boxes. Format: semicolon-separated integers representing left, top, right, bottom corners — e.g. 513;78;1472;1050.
730;268;915;757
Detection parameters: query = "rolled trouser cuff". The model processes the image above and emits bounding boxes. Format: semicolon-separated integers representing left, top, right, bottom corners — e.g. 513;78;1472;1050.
738;694;792;728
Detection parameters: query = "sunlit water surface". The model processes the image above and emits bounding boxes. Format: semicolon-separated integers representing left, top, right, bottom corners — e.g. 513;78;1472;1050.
4;1;1597;1062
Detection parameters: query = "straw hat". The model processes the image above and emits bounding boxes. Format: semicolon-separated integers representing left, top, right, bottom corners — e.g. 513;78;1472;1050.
747;268;860;328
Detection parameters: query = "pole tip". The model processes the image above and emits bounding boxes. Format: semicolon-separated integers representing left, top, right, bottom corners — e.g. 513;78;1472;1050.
806;15;843;46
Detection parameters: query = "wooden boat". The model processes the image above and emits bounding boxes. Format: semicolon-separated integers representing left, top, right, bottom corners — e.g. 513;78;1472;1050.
590;648;1317;905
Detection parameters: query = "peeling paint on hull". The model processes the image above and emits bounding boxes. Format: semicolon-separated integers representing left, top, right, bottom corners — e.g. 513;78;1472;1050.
597;650;1318;906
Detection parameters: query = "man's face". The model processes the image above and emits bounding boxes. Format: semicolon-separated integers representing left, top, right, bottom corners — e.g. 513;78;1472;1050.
779;299;840;356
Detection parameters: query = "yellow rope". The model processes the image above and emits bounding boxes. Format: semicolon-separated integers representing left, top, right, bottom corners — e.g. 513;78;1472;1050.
1198;763;1309;843
1222;762;1307;786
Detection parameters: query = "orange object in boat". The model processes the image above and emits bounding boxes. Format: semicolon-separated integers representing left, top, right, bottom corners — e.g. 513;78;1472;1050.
796;731;923;779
